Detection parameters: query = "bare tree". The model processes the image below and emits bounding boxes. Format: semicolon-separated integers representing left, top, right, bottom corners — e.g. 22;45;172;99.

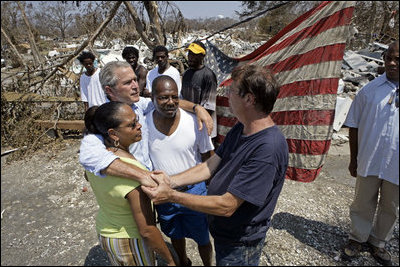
34;1;123;91
36;1;76;40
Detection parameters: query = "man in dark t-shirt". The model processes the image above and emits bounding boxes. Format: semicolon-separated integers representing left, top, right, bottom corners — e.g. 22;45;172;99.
143;64;289;266
181;41;218;140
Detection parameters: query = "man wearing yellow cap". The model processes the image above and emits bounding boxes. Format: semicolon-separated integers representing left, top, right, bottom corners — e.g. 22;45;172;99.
182;41;218;142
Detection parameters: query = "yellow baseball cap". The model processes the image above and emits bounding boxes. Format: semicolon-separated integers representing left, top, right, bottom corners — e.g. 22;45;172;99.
185;42;206;55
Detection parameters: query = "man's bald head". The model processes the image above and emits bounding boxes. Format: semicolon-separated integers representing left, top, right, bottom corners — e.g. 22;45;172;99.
151;75;178;96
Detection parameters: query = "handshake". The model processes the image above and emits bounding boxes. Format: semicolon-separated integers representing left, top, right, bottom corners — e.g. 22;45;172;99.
141;171;176;205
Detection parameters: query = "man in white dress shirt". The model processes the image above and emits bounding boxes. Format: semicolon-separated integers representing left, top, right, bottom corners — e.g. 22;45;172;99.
342;40;399;266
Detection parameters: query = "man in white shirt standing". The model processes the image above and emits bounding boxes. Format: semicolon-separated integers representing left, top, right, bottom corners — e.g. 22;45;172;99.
78;51;107;110
146;45;182;97
146;75;214;266
342;40;399;266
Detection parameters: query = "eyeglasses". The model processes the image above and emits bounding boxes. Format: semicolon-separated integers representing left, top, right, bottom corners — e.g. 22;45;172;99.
117;115;140;130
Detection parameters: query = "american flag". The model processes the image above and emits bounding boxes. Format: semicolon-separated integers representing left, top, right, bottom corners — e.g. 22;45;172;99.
205;1;356;182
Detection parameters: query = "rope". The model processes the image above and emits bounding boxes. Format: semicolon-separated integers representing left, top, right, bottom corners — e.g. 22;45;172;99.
169;1;292;52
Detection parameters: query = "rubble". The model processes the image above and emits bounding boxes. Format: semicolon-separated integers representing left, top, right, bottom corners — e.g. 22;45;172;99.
1;29;391;143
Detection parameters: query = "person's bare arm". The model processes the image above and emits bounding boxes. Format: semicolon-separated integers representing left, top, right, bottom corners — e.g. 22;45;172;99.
170;191;244;217
101;159;157;187
169;153;221;188
126;189;175;266
348;127;358;177
179;99;213;136
138;66;151;97
142;175;244;217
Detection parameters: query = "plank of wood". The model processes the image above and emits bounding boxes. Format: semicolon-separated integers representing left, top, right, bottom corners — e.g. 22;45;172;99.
34;120;85;131
2;92;80;102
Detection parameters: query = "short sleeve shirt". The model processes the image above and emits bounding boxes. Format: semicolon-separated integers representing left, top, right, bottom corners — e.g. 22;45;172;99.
146;65;182;96
181;66;218;138
344;73;399;185
87;157;145;239
79;69;108;107
207;123;289;244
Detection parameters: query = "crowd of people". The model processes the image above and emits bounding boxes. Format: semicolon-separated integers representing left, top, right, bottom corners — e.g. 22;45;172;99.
78;40;398;266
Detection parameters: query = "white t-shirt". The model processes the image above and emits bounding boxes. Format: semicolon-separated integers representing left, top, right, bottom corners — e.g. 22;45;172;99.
146;65;182;97
80;69;108;107
146;108;214;176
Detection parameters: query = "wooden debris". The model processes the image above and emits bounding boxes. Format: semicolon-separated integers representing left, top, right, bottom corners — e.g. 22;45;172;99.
34;120;85;131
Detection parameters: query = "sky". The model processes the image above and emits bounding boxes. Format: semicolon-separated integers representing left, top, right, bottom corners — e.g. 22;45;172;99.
173;1;243;19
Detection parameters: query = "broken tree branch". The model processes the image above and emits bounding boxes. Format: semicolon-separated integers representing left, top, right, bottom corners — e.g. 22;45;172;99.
123;1;155;50
17;1;43;67
143;1;166;46
1;26;25;67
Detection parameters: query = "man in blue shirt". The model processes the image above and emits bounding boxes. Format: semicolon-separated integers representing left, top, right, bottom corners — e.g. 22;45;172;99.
342;40;399;266
143;64;289;266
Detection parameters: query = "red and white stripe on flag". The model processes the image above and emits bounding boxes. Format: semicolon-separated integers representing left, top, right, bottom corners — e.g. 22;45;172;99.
216;1;356;182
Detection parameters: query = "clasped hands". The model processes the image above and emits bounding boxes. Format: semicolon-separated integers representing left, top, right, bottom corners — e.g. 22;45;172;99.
141;170;175;204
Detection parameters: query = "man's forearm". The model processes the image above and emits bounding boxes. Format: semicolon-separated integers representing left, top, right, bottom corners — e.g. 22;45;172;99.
103;159;156;187
169;191;241;217
179;99;213;135
172;154;221;187
178;98;195;112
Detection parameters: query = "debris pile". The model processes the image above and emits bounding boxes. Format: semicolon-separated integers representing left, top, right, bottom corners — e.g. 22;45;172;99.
1;29;392;152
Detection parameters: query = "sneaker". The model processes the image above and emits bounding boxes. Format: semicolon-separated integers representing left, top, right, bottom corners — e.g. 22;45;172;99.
343;239;362;258
369;244;392;266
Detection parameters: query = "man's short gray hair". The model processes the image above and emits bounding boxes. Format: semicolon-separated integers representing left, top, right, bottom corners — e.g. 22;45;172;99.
99;61;132;90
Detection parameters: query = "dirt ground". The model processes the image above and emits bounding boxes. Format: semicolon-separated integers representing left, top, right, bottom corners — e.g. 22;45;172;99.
1;128;398;266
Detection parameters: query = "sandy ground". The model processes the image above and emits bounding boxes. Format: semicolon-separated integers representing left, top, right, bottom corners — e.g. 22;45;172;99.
1;128;398;266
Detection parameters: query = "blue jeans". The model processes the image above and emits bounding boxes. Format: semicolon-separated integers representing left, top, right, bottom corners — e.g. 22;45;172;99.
215;237;266;266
